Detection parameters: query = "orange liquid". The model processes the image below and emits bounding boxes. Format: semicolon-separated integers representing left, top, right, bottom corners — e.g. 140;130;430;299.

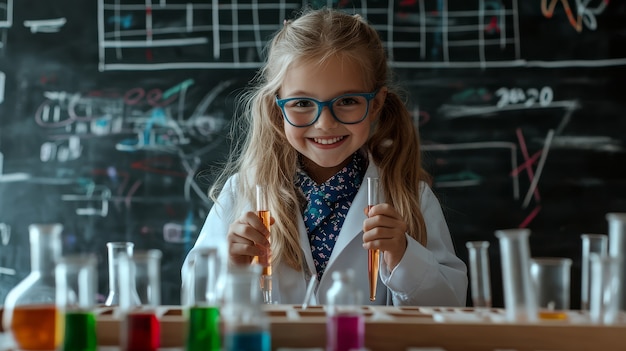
256;210;272;276
10;304;63;350
367;205;379;301
538;310;568;320
368;249;380;301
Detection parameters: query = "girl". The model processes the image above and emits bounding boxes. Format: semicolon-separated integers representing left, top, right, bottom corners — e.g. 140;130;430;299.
183;7;467;306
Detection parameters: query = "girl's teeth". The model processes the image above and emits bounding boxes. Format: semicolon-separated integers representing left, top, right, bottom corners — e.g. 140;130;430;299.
314;136;343;145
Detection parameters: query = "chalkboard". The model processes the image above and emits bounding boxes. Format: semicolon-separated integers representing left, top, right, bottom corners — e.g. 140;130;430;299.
1;1;625;307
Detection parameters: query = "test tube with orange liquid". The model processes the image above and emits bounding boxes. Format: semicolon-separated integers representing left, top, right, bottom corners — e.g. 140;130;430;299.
367;177;381;301
254;184;274;304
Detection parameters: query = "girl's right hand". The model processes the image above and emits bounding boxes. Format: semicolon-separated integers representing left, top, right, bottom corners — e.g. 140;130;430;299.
227;211;272;266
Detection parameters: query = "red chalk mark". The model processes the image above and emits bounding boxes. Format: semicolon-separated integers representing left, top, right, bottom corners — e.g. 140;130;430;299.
515;128;541;202
131;157;187;177
510;151;541;177
519;206;541;228
485;17;501;34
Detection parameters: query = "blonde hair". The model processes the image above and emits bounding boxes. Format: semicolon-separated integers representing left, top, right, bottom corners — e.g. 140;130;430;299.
210;7;430;271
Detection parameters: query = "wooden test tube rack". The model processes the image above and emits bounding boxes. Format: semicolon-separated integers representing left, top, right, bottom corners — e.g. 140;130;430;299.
3;305;626;351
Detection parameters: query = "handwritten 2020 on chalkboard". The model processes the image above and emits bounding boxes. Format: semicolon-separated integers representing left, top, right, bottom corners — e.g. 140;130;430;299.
0;0;625;307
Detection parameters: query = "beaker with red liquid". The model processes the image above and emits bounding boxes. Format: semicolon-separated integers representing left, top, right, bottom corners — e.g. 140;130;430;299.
118;249;163;351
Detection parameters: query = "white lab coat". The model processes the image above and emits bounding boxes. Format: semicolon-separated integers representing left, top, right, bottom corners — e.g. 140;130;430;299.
182;161;468;307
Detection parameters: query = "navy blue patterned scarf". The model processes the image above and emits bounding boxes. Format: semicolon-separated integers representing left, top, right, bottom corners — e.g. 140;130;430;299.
296;152;367;281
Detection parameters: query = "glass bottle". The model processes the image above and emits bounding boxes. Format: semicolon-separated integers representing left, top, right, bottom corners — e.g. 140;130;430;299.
221;264;271;351
326;269;365;351
55;253;98;351
2;223;64;351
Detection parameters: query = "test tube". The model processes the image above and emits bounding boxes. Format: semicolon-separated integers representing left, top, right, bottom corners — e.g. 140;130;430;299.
119;249;162;351
580;234;608;311
255;185;275;304
465;241;492;308
55;254;98;351
495;228;537;322
367;177;381;302
184;247;222;351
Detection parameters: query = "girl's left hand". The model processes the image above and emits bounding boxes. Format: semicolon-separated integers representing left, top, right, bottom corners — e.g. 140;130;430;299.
363;203;408;271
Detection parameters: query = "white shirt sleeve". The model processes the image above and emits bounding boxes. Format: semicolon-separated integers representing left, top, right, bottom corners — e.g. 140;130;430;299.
379;183;468;306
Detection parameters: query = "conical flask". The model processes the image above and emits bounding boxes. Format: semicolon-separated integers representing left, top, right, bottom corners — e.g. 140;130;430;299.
105;241;140;306
2;223;64;351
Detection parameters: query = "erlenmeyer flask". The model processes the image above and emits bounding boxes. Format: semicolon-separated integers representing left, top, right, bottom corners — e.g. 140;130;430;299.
105;241;140;306
2;223;64;351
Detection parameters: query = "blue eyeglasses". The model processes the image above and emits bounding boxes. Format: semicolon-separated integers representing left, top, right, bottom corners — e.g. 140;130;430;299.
276;89;379;127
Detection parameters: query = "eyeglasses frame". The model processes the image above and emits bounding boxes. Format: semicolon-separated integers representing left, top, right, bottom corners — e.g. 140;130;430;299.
276;89;380;128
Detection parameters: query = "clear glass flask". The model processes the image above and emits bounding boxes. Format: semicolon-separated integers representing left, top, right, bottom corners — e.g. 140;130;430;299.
530;257;572;320
606;212;626;311
2;223;64;351
580;233;608;311
119;249;163;351
55;253;98;351
221;264;271;351
326;269;365;351
105;241;138;306
465;241;492;308
495;228;537;322
183;247;222;351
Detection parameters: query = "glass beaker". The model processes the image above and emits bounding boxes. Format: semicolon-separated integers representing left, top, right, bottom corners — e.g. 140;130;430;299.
580;234;608;310
606;212;626;311
55;253;98;351
465;241;492;308
495;228;537;322
183;247;222;351
2;223;64;351
118;249;163;351
105;241;139;306
221;264;271;351
530;257;572;320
